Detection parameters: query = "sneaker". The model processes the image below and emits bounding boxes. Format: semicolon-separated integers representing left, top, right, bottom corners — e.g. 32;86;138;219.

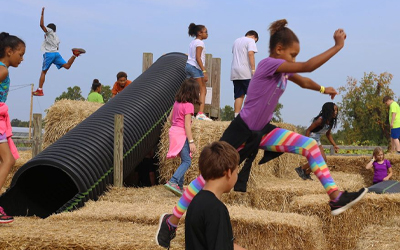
295;166;308;180
32;88;44;96
0;206;14;224
329;188;368;216
196;113;213;121
164;181;183;197
72;48;86;57
155;213;176;248
305;173;313;181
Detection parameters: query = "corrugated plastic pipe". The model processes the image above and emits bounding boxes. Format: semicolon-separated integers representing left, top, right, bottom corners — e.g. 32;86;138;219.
0;52;187;218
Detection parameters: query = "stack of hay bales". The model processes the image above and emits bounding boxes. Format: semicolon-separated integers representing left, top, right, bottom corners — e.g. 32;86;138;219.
43;99;103;149
157;119;300;186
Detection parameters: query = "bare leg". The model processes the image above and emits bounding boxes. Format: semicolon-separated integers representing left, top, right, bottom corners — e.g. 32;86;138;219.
394;138;400;152
62;55;77;70
0;143;15;191
234;95;245;114
196;77;206;113
38;69;49;89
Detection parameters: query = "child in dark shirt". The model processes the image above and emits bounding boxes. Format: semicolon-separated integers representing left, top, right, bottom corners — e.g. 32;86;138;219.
185;141;246;250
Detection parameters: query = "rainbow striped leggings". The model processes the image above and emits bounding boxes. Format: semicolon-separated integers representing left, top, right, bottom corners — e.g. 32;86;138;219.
172;128;338;218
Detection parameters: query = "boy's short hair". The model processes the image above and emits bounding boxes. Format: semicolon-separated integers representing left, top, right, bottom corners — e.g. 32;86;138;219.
245;30;259;41
383;96;392;103
47;23;56;32
116;71;127;80
199;141;239;181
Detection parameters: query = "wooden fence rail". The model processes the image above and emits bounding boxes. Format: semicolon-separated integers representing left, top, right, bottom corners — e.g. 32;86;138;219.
322;145;388;156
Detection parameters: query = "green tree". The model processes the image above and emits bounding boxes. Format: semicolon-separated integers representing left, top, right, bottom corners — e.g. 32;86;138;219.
101;85;112;103
55;86;85;102
220;105;235;121
271;103;283;123
338;72;394;145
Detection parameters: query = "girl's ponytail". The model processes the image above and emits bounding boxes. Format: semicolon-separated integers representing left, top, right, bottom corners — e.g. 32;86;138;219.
188;23;205;37
268;19;298;52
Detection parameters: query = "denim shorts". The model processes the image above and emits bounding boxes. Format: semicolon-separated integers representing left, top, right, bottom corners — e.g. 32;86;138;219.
185;63;204;79
0;132;7;143
391;127;400;139
42;52;67;71
233;79;251;99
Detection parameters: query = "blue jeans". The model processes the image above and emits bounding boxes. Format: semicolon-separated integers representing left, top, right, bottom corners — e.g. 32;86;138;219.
170;139;191;189
185;63;204;79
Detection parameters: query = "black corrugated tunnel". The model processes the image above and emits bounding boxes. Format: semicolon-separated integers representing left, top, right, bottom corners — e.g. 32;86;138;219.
0;52;187;218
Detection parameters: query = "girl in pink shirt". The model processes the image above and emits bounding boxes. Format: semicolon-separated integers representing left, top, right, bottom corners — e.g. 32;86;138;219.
164;78;200;196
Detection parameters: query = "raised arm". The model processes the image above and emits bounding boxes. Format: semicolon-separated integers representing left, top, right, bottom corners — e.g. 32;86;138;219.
277;29;346;73
365;157;375;170
40;7;47;33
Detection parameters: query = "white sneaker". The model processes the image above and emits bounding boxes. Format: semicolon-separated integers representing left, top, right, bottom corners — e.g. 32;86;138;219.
196;113;213;121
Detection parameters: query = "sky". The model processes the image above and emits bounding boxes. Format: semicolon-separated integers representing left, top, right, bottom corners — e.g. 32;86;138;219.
2;0;400;128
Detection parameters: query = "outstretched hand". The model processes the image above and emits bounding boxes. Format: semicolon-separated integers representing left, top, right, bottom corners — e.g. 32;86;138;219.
42;7;45;14
333;29;346;48
324;87;337;100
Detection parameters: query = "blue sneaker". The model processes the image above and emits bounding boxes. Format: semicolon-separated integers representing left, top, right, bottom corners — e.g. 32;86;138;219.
164;181;183;197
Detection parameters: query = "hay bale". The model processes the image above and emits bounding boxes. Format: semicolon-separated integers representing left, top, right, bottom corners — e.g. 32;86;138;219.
355;216;400;250
43;99;103;148
0;217;184;249
327;155;400;186
157;120;299;185
290;193;400;250
223;172;365;212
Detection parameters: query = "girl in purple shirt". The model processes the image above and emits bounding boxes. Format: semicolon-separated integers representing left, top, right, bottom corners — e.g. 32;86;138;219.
366;147;393;184
156;19;368;248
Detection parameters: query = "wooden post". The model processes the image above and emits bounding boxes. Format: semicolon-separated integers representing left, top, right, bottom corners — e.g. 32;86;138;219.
28;84;34;139
330;146;335;156
114;114;124;187
32;113;42;157
210;58;221;119
142;53;153;73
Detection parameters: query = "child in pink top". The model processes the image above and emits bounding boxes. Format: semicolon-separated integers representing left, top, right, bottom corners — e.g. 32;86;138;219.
164;78;200;196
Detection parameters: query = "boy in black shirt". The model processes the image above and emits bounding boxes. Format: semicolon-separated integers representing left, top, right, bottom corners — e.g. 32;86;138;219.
185;141;246;250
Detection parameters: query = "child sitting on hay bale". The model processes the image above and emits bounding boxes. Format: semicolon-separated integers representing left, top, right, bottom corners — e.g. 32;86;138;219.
365;147;393;184
156;19;368;249
180;141;245;250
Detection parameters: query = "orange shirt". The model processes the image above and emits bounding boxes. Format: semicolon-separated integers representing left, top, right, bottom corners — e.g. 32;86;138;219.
112;80;132;96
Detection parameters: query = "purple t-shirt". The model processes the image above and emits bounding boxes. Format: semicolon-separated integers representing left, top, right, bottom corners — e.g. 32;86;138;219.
373;159;391;183
240;57;291;130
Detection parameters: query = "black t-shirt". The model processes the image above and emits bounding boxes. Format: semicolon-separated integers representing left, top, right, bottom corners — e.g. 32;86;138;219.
185;190;234;250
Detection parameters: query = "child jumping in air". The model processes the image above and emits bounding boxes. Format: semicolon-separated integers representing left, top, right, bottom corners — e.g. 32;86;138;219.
365;147;393;184
164;78;199;196
155;19;368;249
295;102;339;180
185;23;212;121
0;32;25;223
182;141;246;250
32;7;85;96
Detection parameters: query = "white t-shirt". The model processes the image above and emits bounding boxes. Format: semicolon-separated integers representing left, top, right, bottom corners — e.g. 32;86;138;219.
187;39;205;70
230;36;258;80
41;27;60;53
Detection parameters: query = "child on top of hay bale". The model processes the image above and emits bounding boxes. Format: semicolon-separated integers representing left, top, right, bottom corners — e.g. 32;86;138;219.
164;78;199;196
156;19;368;249
182;141;245;250
0;32;25;224
295;102;339;180
365;147;393;184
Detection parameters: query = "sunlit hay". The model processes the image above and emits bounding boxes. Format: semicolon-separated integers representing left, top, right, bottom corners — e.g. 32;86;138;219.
327;155;400;186
157;120;299;185
222;171;365;212
2;150;32;192
43;99;103;149
0;217;184;250
229;206;326;250
289;192;400;250
355;216;400;250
